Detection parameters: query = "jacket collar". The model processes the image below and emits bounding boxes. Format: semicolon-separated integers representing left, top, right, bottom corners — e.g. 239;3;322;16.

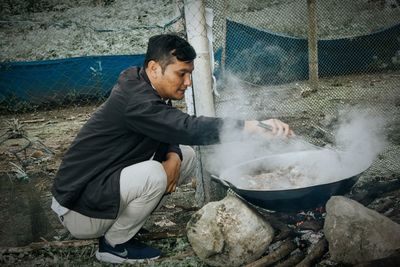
139;67;151;85
139;67;169;103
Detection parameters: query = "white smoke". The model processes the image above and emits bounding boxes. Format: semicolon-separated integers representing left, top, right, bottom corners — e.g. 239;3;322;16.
210;76;388;189
207;72;300;174
335;108;387;167
313;107;388;181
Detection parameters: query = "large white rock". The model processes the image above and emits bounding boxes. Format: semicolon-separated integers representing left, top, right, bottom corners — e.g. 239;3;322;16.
186;194;274;267
324;196;400;264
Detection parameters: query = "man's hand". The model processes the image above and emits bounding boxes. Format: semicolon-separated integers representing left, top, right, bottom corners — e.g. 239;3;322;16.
162;152;181;193
244;119;294;138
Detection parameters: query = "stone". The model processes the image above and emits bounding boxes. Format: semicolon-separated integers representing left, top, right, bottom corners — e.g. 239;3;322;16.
324;196;400;265
186;194;274;267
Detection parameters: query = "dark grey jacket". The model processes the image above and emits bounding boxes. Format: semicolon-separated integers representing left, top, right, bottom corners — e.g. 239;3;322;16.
51;67;244;219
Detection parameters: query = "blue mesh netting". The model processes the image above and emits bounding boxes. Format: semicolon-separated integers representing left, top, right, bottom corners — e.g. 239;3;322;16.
225;20;400;85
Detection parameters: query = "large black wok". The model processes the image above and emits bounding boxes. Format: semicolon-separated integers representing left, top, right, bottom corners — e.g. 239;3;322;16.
211;150;371;212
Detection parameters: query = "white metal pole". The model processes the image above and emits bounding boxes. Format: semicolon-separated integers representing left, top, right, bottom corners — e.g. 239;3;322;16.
184;0;216;206
307;0;319;91
184;0;215;117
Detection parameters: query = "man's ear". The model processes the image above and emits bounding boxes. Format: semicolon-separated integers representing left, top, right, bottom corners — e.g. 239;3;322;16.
147;60;161;79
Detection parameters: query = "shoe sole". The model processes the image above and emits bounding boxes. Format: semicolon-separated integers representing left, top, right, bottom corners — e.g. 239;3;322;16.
95;250;160;264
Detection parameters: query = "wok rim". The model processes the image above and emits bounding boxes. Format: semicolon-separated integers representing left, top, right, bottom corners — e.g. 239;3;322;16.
218;150;371;192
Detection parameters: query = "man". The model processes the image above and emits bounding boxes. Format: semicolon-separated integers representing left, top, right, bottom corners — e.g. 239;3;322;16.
51;34;293;264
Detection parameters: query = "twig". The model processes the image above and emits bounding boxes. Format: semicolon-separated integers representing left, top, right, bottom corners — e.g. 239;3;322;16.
244;238;297;267
256;209;293;242
35;139;55;155
9;162;29;181
0;240;97;254
273;225;292;242
295;238;328;267
21;118;45;124
136;228;186;241
275;250;305;267
1;229;186;254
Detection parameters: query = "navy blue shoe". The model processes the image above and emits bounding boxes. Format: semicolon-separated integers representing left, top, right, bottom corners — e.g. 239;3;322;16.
96;236;161;263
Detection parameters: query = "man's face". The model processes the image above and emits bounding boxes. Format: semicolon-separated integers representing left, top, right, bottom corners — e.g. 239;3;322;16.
149;58;194;100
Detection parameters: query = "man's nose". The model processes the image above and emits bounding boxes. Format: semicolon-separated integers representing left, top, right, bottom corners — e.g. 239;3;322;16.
184;74;192;87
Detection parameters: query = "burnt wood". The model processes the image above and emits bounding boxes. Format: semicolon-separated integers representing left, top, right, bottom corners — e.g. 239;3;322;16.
244;239;297;267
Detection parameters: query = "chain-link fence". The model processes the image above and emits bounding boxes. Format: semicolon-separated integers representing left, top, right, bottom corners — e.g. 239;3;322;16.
204;0;400;182
1;0;399;189
0;0;187;113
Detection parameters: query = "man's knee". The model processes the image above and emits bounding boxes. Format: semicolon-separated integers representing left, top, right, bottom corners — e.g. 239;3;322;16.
121;160;167;192
62;211;112;239
146;161;167;193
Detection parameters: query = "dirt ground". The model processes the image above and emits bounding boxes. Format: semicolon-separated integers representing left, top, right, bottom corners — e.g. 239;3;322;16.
0;103;206;266
1;0;399;62
1;70;400;266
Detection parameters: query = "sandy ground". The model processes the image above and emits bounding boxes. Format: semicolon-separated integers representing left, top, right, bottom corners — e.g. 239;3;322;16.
1;70;399;266
1;0;400;61
0;0;185;61
0;103;205;266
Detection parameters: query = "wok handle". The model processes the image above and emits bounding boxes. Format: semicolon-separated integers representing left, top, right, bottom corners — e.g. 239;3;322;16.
210;174;237;189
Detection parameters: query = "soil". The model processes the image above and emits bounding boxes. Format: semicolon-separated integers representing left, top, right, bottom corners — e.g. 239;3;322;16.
1;70;399;266
0;103;206;266
1;0;400;61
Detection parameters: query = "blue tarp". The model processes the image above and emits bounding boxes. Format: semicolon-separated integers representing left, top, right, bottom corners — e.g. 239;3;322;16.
0;54;144;103
226;20;400;85
1;21;399;104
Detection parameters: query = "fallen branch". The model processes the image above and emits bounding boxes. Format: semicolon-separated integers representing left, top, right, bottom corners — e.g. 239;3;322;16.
0;239;97;254
256;209;293;242
295;238;328;267
273;226;292;242
275;250;305;267
136;228;186;241
21;118;45;124
244;238;297;267
1;229;186;254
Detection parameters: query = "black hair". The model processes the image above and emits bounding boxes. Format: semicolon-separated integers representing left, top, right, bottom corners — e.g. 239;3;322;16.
144;34;196;73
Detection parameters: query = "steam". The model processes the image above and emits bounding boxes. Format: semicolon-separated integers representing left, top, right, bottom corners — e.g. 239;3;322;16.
335;108;387;167
208;72;297;173
210;75;388;189
304;108;388;184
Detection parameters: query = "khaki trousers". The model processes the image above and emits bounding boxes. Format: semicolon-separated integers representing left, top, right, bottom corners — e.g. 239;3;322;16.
62;145;196;246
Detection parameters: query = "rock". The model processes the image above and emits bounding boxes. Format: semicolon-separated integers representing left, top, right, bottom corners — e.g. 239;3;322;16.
186;194;274;267
324;196;400;265
31;150;44;158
